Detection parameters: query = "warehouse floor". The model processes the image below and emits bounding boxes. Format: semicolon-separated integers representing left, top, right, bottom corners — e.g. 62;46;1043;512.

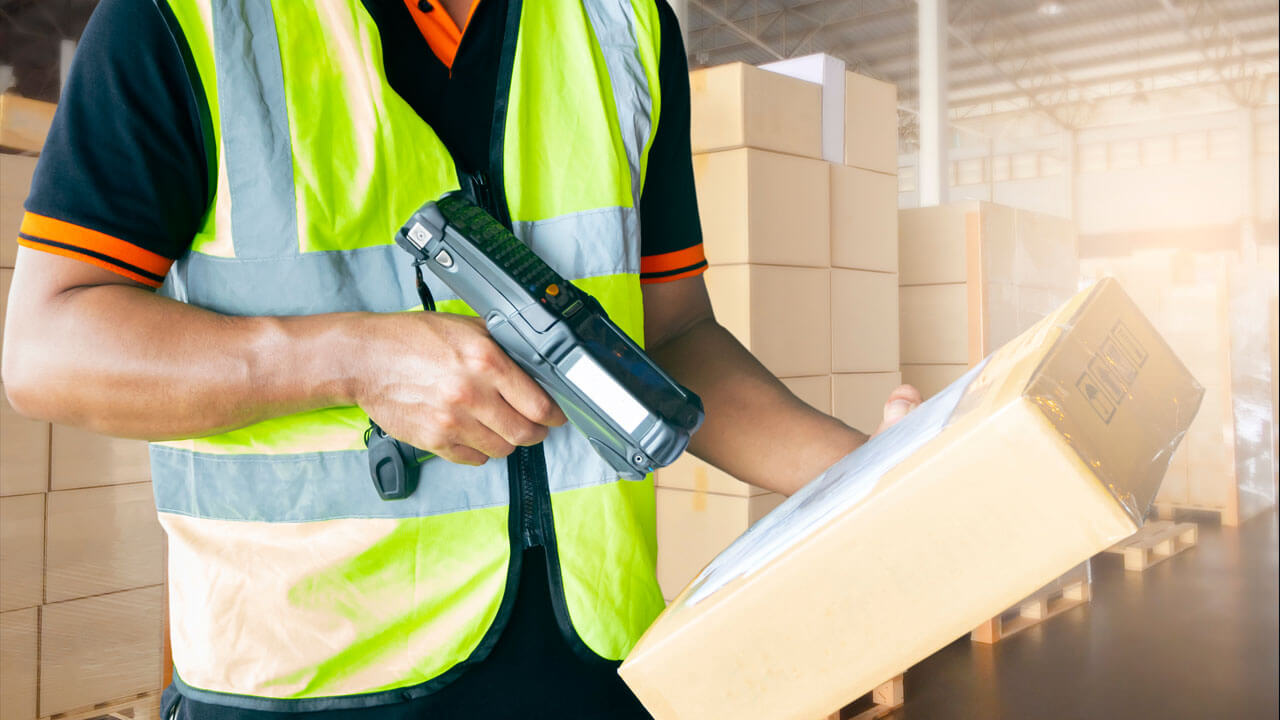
897;508;1279;719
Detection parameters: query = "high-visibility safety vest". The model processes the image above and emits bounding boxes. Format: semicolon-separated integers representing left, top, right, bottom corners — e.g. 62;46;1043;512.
150;0;665;709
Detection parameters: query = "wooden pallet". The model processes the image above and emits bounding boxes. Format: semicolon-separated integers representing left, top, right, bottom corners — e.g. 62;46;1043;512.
824;674;905;720
970;567;1091;644
42;691;161;720
1102;520;1198;571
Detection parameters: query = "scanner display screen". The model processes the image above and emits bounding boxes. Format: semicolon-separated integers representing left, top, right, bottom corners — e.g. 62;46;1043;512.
576;314;692;423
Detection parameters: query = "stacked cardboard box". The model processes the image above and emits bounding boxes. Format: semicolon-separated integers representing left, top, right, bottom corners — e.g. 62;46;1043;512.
1080;248;1278;526
0;97;166;720
898;201;1078;398
656;60;900;600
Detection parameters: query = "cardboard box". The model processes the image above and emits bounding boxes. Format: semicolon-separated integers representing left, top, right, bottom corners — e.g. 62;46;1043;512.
655;376;830;498
705;265;830;377
1;383;49;497
830;164;897;272
760;54;846;164
844;72;898;175
655;453;765;498
898;203;971;285
621;279;1200;719
899;202;1077;368
40;586;163;716
689;63;821;159
1;155;35;268
899;284;968;364
0;96;55;153
50;425;151;490
45;483;165;603
831;372;902;434
780;375;832;415
1145;259;1276;524
1;268;11;359
1;607;38;720
656;488;785;601
0;494;43;612
901;364;967;400
832;269;899;372
693;148;830;268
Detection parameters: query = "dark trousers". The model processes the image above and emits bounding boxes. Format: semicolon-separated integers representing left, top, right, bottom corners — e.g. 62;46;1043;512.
161;548;651;720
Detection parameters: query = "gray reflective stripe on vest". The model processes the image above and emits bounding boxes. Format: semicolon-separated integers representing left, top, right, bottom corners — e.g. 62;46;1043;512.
160;206;640;316
581;0;654;209
150;445;508;522
542;423;632;493
211;0;299;259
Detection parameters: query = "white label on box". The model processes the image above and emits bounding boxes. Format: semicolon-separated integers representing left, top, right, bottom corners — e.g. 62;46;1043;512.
685;359;988;605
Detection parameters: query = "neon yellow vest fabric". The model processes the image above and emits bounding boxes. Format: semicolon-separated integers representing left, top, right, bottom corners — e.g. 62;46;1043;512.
152;0;665;708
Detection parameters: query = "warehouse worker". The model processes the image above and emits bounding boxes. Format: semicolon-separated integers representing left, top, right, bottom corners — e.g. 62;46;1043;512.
2;0;920;717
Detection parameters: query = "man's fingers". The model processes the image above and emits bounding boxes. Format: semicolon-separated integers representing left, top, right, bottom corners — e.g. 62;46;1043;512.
474;392;551;447
436;444;491;467
494;366;568;428
885;384;923;407
457;419;518;460
876;384;923;435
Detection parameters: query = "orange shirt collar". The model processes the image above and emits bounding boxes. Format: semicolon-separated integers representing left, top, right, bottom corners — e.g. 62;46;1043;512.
402;0;481;69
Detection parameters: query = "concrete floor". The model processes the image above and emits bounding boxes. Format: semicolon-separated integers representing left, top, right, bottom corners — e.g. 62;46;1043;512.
897;509;1279;720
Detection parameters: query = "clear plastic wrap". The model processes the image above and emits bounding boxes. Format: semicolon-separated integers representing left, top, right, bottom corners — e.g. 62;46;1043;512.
1083;249;1277;524
621;279;1202;720
1227;265;1277;522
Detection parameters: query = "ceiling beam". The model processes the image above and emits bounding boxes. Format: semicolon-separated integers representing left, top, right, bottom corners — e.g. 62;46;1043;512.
859;15;1278;80
698;3;1270;73
689;0;787;60
1157;0;1263;106
941;51;1277;108
882;27;1279;94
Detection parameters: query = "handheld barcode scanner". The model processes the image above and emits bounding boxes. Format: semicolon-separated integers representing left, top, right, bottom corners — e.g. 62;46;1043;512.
366;191;704;500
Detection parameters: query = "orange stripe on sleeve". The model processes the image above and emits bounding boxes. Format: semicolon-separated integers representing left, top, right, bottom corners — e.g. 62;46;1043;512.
639;264;707;285
16;237;164;288
20;213;173;277
640;244;706;276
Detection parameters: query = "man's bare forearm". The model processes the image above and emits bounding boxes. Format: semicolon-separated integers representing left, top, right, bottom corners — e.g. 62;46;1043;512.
3;275;361;440
4;249;565;463
648;318;866;496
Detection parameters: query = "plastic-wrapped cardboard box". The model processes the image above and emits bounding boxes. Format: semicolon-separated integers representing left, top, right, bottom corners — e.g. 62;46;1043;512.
899;201;1077;400
621;279;1201;720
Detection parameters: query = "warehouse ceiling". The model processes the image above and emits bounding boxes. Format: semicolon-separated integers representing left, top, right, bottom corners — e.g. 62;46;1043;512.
687;0;1280;134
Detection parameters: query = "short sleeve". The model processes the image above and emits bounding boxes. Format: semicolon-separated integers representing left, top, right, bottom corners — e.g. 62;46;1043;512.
638;0;707;285
18;0;209;288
